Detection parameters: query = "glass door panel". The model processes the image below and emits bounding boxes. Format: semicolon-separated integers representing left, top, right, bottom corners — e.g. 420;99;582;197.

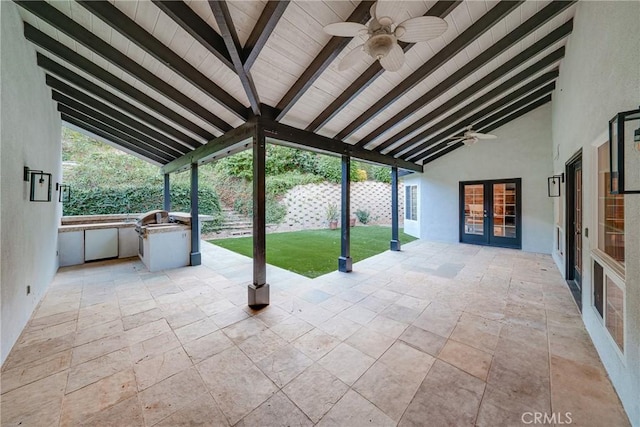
460;179;521;249
464;184;484;236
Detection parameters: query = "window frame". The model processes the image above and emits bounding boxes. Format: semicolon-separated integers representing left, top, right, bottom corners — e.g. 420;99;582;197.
405;184;417;221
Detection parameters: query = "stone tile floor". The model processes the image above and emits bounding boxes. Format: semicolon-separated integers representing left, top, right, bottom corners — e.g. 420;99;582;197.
1;240;630;426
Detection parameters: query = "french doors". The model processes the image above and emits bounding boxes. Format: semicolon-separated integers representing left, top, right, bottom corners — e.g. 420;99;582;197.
566;153;583;308
459;178;522;249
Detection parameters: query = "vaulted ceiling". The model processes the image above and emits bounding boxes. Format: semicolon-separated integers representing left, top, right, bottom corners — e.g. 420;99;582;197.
15;0;576;170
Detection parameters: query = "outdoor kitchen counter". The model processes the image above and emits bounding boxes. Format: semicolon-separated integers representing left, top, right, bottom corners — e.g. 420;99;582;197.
58;221;137;233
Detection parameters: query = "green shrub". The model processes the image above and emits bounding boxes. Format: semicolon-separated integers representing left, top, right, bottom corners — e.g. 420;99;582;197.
63;184;223;232
266;172;324;196
314;156;363;183
372;166;391;183
355;209;371;224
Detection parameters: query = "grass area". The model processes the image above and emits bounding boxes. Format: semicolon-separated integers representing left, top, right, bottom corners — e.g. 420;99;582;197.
209;226;417;278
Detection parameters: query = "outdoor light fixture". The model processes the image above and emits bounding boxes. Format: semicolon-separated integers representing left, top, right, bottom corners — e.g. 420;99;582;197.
547;174;563;197
57;183;71;203
609;107;640;194
24;166;52;202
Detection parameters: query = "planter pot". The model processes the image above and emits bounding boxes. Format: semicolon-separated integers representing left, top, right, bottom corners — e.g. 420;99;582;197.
329;220;338;230
350;217;356;227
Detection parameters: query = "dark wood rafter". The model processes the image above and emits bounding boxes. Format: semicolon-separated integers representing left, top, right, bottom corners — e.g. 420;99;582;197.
243;1;290;72
162;121;258;174
58;107;176;163
151;0;234;70
62;113;168;165
333;0;524;140
392;70;559;158
306;0;462;132
26;29;214;141
77;0;247;120
209;0;261;116
48;78;191;155
421;94;552;164
275;0;375;120
367;15;575;152
411;88;555;162
16;2;233;133
55;94;185;159
260;119;422;172
39;55;202;149
380;44;568;155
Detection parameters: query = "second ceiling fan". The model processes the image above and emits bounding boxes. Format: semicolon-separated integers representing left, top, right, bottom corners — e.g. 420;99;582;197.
323;1;449;72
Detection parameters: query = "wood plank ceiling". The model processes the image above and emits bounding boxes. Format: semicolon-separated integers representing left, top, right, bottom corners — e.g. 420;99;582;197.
15;0;576;169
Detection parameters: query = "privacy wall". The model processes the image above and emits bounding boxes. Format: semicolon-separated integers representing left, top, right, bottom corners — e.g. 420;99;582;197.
404;104;553;254
1;1;62;364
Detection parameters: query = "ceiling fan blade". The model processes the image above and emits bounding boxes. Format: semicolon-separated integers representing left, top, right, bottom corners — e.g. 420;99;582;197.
323;22;367;37
379;42;404;72
370;3;377;21
395;16;448;43
374;0;405;26
467;132;497;140
338;44;367;71
464;137;479;146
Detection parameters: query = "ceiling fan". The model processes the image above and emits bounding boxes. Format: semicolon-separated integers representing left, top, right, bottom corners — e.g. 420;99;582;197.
323;1;448;72
447;126;498;146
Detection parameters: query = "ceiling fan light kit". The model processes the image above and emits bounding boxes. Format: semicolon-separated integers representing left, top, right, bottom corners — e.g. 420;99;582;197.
324;1;448;72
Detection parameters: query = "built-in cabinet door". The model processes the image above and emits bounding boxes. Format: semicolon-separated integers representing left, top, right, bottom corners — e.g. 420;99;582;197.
460;179;522;249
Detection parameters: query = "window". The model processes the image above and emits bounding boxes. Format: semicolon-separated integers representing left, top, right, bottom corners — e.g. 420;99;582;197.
405;185;417;221
598;142;625;265
593;259;625;352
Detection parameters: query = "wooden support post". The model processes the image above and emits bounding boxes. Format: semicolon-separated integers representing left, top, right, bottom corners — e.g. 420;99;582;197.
339;154;353;272
163;173;171;212
248;125;269;307
390;166;401;251
190;163;201;266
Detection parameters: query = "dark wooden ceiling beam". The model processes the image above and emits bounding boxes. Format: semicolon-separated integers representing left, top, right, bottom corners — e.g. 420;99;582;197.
77;0;247;120
260;119;422;172
389;62;561;157
243;1;290;71
25;28;214;141
334;0;525;140
275;0;375;120
368;18;574;152
62;113;168;165
49;80;190;156
377;38;569;155
401;79;557;160
209;0;261;116
410;88;555;161
16;2;232;133
58;107;176;163
151;0;234;70
348;0;574;144
162;121;258;174
306;0;462;132
421;95;552;165
39;55;202;149
55;93;185;159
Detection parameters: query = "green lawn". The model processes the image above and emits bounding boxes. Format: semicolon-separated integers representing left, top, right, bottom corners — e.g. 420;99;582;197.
209;226;417;278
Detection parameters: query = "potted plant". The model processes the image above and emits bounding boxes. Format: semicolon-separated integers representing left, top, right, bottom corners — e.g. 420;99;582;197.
350;215;356;227
326;203;339;230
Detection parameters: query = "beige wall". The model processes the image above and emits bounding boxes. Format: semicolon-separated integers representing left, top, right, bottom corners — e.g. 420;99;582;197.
551;1;640;424
1;1;62;364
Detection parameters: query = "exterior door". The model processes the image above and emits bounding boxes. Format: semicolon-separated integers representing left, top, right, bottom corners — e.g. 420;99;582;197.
460;179;522;249
566;153;583;308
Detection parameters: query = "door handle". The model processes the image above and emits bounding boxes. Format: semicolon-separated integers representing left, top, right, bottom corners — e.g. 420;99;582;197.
483;210;487;218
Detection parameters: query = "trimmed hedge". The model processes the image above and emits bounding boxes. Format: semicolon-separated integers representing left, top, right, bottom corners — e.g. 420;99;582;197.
63;184;223;231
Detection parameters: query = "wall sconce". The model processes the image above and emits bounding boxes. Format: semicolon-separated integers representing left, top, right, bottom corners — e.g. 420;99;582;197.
547;174;563;197
57;183;71;203
609;107;640;194
24;167;52;202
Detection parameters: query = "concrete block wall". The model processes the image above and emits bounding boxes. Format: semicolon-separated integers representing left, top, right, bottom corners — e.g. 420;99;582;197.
276;181;405;231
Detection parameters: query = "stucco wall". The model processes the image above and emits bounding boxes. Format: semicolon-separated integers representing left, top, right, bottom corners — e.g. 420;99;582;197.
404;103;553;254
1;2;62;365
551;1;640;424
